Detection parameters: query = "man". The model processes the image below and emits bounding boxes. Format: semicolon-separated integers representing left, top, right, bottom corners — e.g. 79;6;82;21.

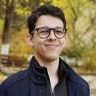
0;4;90;96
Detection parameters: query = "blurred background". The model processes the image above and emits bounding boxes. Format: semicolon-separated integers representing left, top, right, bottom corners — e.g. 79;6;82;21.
0;0;96;96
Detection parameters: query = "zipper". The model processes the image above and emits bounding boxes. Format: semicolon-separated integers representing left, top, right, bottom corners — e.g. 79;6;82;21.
51;89;55;96
49;82;55;96
45;69;56;96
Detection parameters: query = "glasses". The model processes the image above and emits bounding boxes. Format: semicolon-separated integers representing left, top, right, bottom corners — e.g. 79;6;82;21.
30;27;67;39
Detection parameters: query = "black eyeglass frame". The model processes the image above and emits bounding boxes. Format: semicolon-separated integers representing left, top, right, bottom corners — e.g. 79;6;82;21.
30;27;67;39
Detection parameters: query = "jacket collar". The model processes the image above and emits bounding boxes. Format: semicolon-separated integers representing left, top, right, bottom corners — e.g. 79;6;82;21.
28;56;68;84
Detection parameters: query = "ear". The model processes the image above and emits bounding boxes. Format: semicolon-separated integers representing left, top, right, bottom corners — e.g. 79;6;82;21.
25;34;33;46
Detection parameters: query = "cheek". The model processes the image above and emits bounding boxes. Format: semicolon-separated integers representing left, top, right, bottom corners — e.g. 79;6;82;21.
32;40;43;50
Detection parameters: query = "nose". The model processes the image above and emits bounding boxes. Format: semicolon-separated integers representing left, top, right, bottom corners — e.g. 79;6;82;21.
47;30;56;40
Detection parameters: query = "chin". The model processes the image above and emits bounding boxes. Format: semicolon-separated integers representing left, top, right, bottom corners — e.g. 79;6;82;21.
45;55;59;61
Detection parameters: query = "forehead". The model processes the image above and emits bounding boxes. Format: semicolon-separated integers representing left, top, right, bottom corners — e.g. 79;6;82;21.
35;15;64;28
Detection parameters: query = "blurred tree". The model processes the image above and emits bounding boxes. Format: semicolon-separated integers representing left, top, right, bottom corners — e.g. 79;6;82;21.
1;0;15;55
29;0;40;10
0;0;40;55
12;0;40;30
0;1;5;18
40;0;52;4
0;0;96;69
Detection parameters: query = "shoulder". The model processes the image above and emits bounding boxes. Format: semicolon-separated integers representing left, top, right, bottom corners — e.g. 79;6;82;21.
0;69;28;90
61;58;89;88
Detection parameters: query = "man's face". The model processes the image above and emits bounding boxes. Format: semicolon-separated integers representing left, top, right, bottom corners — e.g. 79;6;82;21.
28;15;67;62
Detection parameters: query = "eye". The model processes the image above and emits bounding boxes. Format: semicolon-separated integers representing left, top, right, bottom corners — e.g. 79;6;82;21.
37;28;49;37
39;29;49;33
55;30;63;34
41;30;48;33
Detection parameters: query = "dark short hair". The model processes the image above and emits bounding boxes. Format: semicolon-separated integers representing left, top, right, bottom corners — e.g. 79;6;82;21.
27;4;66;34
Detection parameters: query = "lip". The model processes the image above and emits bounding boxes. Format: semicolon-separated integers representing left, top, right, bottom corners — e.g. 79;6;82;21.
45;44;59;49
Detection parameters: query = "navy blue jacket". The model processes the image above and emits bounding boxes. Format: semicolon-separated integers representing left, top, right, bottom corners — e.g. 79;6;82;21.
0;57;90;96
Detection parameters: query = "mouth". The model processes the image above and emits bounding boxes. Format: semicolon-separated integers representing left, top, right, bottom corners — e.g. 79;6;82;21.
45;44;59;49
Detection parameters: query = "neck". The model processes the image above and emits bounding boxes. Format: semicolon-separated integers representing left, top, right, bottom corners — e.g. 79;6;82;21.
34;54;59;75
34;54;59;90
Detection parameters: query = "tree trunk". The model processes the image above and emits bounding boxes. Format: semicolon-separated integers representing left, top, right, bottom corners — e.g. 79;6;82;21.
1;0;15;55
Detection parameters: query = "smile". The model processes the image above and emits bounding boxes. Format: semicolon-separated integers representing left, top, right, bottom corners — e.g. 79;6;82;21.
45;44;59;49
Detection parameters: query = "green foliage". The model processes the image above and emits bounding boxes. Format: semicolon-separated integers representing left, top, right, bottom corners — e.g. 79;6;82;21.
0;0;6;17
9;28;33;57
83;50;96;70
15;7;30;17
0;19;4;32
